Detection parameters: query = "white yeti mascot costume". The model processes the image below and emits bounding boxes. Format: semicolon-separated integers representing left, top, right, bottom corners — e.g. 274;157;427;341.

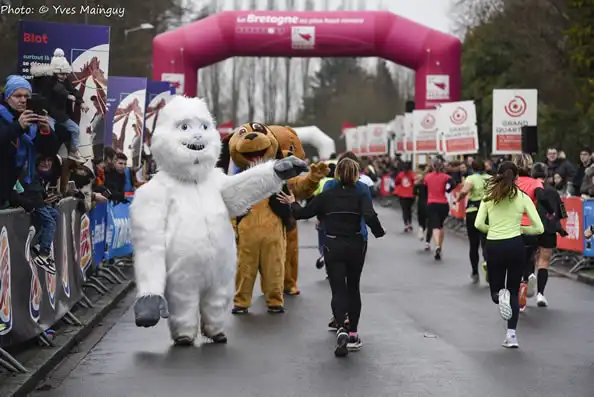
130;96;307;346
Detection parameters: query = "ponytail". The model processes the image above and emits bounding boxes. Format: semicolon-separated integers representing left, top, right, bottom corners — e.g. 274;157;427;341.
484;161;519;204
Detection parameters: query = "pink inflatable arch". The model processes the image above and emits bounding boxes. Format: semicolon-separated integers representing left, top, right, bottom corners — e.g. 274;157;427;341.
153;11;461;110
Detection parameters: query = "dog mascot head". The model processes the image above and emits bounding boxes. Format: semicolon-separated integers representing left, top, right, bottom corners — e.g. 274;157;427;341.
267;125;306;160
151;96;221;181
217;122;283;172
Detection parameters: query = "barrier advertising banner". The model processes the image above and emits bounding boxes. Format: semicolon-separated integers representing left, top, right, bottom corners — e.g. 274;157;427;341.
438;101;479;156
89;202;107;266
105;200;133;260
104;77;148;167
0;199;86;347
144;80;175;146
412;110;439;153
18;21;111;162
557;197;584;253
366;124;388;155
582;200;594;257
492;89;538;154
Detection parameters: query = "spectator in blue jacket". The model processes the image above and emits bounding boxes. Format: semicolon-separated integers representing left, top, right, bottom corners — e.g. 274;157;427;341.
0;75;58;209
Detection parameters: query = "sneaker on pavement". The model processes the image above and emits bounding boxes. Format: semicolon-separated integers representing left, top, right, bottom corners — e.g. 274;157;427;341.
527;273;537;298
434;247;442;260
334;328;349;357
347;334;362;351
424;242;431;251
315;255;325;269
502;334;519;349
536;293;548;307
471;273;479;284
498;289;513;321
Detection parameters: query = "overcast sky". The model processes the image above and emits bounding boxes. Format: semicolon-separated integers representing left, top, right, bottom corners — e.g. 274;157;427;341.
210;0;454;34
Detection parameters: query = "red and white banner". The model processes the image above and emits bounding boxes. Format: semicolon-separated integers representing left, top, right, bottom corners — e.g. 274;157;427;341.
161;73;184;95
437;101;479;155
404;113;414;152
357;125;368;155
492;89;538;154
366;124;388;155
412;110;439;153
344;127;357;153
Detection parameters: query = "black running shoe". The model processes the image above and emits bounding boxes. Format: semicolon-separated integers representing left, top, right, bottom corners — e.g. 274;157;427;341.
267;306;285;314
315;256;325;269
347;334;362;351
434;247;442;261
335;328;349;357
231;307;248;315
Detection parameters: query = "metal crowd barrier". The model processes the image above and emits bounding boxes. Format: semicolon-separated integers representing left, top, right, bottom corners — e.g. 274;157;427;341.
0;198;134;373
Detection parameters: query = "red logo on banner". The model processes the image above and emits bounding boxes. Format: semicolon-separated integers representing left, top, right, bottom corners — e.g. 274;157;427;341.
23;33;48;44
421;114;436;129
373;127;383;137
450;107;467;125
504;96;527;118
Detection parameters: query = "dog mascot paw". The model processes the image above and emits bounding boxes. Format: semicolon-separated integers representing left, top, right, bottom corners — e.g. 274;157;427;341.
267;125;329;295
130;98;305;344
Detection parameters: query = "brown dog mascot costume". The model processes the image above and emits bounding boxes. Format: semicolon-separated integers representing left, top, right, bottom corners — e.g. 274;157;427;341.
217;123;328;313
267;125;327;295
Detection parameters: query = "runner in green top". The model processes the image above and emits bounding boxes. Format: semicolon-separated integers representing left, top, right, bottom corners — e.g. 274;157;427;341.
473;161;544;349
453;159;491;283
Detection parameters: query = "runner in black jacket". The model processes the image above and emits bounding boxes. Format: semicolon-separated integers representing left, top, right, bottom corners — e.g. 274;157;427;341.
278;158;385;358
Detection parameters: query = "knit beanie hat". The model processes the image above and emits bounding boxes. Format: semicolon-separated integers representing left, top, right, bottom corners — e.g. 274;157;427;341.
4;75;32;98
50;48;72;74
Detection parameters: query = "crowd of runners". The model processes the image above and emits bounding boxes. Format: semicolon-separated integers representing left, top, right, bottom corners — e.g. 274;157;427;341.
304;151;570;356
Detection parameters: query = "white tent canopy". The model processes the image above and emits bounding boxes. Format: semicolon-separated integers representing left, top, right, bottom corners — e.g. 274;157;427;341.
292;126;336;160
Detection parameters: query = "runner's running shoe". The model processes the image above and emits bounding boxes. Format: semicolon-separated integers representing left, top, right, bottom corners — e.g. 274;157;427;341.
527;273;537;298
471;273;479;284
498;289;513;321
536;293;548;307
424;242;431;251
347;334;362;351
502;334;519;348
315;255;325;269
434;247;442;260
335;328;349;357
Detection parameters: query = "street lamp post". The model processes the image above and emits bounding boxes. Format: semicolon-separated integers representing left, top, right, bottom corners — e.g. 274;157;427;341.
124;23;155;40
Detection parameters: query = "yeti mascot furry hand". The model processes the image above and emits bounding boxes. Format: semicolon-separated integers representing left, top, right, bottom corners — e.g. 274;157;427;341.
130;96;307;345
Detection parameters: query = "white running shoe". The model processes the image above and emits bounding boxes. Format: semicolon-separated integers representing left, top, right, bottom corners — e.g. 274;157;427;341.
527;273;537;298
502;334;519;348
418;229;424;241
498;289;512;320
536;293;548;307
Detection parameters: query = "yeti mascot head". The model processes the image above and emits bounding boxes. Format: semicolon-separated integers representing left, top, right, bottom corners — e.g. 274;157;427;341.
150;96;221;181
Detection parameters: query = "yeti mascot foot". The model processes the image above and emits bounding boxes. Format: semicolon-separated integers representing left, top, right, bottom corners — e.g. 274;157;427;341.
130;96;307;346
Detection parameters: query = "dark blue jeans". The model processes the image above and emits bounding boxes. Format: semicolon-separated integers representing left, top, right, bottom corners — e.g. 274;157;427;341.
34;206;59;255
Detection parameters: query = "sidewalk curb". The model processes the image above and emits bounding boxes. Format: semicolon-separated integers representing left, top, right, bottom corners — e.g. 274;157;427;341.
1;279;135;397
380;200;594;288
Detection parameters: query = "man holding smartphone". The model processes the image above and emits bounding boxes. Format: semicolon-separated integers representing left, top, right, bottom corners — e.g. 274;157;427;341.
0;75;57;209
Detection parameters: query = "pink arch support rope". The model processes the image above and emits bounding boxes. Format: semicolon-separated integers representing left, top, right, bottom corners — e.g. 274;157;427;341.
153;11;461;110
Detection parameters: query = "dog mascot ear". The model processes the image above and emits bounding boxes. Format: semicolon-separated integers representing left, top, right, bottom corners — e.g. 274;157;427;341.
217;133;234;174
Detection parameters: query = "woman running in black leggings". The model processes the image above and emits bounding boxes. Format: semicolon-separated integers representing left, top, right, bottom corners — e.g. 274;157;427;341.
278;158;385;358
453;159;491;283
414;169;432;250
474;161;544;348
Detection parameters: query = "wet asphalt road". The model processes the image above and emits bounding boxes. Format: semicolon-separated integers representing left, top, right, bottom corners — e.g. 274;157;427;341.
32;206;594;397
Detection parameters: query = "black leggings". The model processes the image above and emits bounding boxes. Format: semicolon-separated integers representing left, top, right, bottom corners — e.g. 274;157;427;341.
400;197;414;226
417;202;432;243
522;235;538;282
465;211;487;274
324;236;367;332
485;236;524;330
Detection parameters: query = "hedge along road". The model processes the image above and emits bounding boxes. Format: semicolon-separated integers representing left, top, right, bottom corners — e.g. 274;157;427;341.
31;206;594;397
